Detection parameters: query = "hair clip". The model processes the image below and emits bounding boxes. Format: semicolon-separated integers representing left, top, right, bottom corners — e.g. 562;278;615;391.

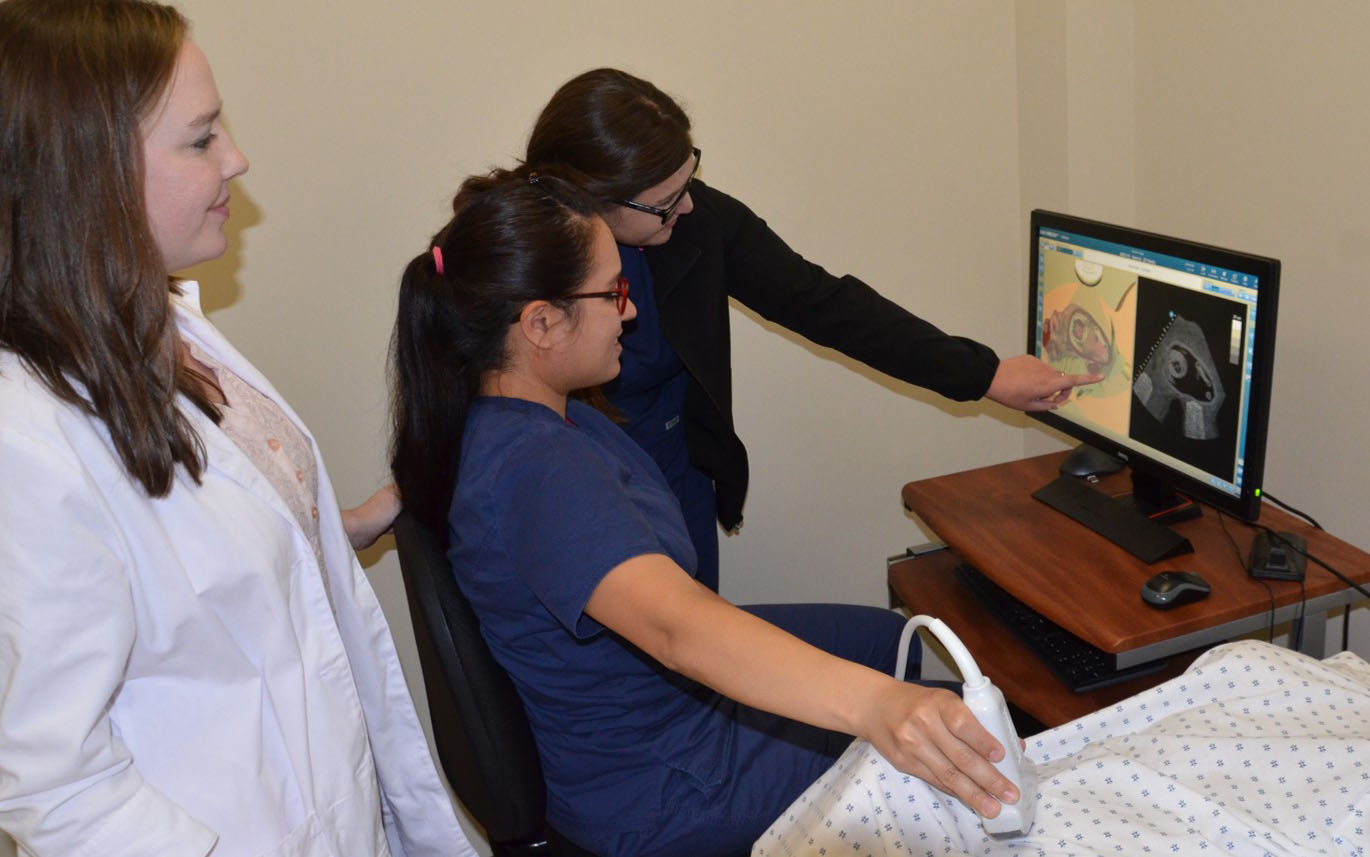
528;172;541;186
431;246;444;275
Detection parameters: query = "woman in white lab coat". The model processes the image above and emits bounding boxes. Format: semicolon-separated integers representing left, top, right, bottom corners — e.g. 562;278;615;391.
0;2;472;855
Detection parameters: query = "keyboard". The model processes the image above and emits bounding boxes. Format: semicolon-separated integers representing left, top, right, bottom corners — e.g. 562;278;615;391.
953;563;1168;693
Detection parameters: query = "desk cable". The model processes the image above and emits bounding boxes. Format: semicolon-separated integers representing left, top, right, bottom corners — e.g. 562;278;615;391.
1258;492;1343;650
1254;516;1368;653
1222;506;1282;640
1260;491;1324;530
1216;509;1291;645
1211;498;1366;653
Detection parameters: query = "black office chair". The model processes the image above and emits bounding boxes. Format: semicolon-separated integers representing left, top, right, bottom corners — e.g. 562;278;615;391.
392;511;596;857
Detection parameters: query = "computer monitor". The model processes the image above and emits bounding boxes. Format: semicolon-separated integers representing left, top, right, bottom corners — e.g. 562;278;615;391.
1027;210;1280;560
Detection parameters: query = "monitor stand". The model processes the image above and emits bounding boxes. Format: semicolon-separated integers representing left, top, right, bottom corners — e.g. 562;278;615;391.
1032;470;1194;563
1058;443;1124;478
1116;471;1204;527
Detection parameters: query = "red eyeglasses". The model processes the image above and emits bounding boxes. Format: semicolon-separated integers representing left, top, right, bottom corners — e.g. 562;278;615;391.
564;276;631;314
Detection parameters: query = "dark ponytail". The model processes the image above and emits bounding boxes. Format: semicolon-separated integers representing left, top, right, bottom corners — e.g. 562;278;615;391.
390;167;599;539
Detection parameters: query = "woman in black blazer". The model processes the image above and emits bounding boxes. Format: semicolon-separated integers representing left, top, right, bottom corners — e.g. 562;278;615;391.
525;68;1097;590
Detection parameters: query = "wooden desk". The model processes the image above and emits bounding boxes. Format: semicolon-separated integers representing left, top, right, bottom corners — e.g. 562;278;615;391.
889;451;1370;728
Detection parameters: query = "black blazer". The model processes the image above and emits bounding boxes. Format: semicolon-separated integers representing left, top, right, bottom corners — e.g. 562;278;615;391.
643;180;999;530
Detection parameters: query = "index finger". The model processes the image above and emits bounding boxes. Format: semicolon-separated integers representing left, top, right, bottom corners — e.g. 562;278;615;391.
1060;372;1103;389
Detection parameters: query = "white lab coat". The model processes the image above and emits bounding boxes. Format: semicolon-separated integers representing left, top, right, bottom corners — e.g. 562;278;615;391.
0;284;475;857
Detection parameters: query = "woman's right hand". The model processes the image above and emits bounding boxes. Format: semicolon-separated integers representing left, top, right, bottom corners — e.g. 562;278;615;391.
341;483;402;550
859;680;1020;819
585;553;1022;819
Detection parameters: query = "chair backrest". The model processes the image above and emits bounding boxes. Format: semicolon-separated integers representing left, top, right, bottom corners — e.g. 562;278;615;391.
392;511;550;850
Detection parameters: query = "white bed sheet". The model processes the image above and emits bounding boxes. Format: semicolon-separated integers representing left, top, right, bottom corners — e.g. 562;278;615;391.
754;640;1369;856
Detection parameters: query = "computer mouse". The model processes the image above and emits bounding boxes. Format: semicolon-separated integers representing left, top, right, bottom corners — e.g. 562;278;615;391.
1141;570;1212;609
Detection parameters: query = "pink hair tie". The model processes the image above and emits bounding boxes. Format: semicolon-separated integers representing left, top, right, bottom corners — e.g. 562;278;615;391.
431;246;445;275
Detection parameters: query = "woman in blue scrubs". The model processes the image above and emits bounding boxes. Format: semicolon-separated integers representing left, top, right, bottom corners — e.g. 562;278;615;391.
523;69;1099;590
390;168;1023;857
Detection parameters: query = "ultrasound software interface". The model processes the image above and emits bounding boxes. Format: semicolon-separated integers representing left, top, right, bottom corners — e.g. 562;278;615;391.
1032;226;1263;502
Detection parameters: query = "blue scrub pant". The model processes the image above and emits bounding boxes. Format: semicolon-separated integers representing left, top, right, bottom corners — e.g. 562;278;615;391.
596;603;938;857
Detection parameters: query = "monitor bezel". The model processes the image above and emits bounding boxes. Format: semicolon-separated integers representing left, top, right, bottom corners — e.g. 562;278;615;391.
1027;209;1281;522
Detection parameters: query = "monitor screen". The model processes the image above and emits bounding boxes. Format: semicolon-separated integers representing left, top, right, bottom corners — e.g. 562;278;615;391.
1028;210;1280;523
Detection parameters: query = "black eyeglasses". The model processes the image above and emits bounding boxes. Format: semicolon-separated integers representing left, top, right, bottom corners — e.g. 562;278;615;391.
563;276;631;314
614;148;701;224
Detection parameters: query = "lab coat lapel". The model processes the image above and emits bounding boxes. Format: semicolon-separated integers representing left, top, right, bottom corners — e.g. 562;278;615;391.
170;284;313;542
171;284;357;606
174;404;302;536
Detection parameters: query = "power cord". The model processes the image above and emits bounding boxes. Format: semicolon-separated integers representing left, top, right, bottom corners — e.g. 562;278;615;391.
1256;522;1367;653
1210;494;1367;653
1260;491;1324;531
1292;572;1308;652
1216;510;1276;643
1262;492;1351;650
1255;524;1369;601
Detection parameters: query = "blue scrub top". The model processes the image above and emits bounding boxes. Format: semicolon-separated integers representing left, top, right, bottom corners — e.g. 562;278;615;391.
448;398;723;836
447;398;907;856
603;245;691;486
605;245;721;589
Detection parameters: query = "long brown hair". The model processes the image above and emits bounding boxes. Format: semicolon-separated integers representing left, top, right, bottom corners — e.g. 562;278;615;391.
0;0;221;496
525;68;694;206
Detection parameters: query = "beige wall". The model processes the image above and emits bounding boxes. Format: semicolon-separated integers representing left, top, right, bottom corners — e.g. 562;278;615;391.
4;2;1366;854
1131;0;1370;653
179;2;1033;849
173;0;1035;617
1133;1;1370;551
1020;0;1369;654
